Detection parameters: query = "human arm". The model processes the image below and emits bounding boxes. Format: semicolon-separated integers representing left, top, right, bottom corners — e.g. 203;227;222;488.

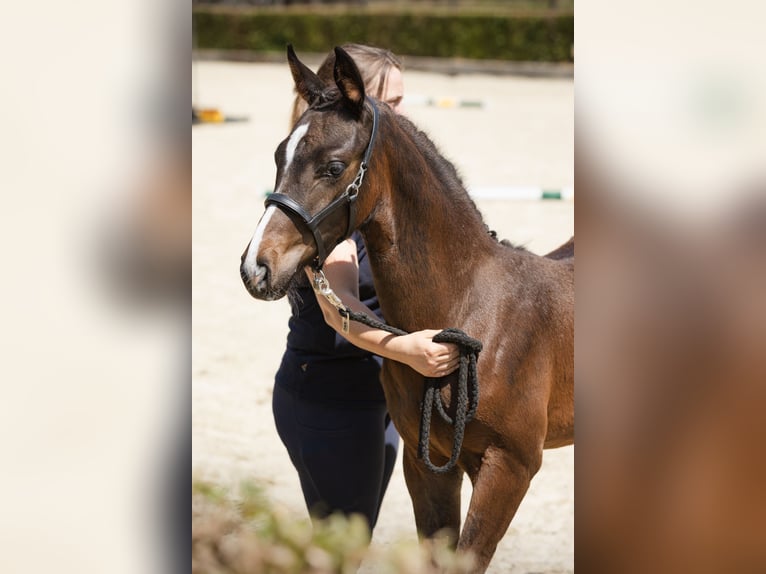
307;239;460;378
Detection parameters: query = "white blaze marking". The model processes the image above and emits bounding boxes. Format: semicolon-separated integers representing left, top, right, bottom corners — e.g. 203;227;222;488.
243;205;277;276
284;122;309;175
243;122;309;278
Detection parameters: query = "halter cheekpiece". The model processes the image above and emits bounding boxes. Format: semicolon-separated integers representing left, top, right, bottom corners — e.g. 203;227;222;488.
264;97;380;270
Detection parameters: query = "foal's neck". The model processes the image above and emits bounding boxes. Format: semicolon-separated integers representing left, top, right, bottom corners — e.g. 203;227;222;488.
360;116;497;330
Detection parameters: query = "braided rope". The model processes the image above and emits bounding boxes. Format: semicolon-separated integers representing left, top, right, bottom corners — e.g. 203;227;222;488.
341;308;482;474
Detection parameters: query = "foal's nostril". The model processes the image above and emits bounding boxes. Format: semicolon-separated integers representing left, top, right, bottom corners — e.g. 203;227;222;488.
254;261;269;282
240;255;272;297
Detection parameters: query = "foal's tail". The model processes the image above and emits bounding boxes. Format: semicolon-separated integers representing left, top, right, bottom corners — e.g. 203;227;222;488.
545;236;574;260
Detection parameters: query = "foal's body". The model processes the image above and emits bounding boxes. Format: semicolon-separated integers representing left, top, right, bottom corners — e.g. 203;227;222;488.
365;147;574;566
241;46;573;573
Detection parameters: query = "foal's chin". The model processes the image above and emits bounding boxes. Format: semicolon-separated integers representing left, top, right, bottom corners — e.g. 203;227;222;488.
246;285;287;301
241;274;288;301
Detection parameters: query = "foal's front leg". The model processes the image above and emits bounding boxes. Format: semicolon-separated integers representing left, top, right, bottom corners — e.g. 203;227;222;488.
458;445;543;574
402;443;463;542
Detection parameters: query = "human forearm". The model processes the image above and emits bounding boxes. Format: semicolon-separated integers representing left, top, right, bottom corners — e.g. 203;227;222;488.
315;285;459;377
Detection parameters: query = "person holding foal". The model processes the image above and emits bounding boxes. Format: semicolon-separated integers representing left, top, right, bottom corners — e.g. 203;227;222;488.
271;44;460;532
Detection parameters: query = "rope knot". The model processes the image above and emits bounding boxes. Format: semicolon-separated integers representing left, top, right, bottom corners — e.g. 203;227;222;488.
432;327;483;354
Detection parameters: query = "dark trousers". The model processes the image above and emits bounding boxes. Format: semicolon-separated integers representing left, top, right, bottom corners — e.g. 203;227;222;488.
272;383;399;530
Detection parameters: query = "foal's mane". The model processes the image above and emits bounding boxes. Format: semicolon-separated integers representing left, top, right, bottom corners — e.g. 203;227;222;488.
382;103;519;248
308;86;342;112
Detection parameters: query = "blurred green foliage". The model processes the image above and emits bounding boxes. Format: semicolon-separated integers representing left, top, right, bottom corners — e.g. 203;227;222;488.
192;479;476;573
192;6;573;62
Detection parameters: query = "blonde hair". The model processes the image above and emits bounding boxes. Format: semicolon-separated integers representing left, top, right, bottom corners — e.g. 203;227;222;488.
290;44;403;126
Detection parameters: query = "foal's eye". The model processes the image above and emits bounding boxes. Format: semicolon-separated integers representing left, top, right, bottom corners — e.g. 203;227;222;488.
326;161;346;178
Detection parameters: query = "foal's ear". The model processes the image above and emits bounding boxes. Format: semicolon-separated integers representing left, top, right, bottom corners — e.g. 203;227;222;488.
333;46;366;117
287;44;324;105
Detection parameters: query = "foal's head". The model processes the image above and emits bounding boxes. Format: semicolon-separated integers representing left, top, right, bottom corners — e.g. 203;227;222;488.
241;45;380;300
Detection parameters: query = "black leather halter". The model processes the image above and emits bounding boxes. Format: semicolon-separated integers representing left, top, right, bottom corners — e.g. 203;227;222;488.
265;97;380;270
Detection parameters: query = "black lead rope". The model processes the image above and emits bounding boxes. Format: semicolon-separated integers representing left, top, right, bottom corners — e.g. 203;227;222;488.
340;307;482;474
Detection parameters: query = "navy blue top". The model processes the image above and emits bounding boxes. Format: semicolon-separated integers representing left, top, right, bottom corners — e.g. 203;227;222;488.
275;233;387;404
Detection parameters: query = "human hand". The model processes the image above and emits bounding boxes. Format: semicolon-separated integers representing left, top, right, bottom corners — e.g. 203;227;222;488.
395;329;461;378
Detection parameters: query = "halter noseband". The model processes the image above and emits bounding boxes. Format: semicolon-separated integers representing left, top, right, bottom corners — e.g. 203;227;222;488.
264;97;380;270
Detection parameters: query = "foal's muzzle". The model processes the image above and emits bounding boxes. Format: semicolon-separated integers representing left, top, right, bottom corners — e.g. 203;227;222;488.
240;252;280;300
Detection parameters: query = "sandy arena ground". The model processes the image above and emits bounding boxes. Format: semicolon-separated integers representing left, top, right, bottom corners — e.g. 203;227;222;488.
192;60;573;573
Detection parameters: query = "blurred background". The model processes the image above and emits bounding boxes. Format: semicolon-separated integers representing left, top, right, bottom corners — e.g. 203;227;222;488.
577;2;766;572
2;0;765;572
